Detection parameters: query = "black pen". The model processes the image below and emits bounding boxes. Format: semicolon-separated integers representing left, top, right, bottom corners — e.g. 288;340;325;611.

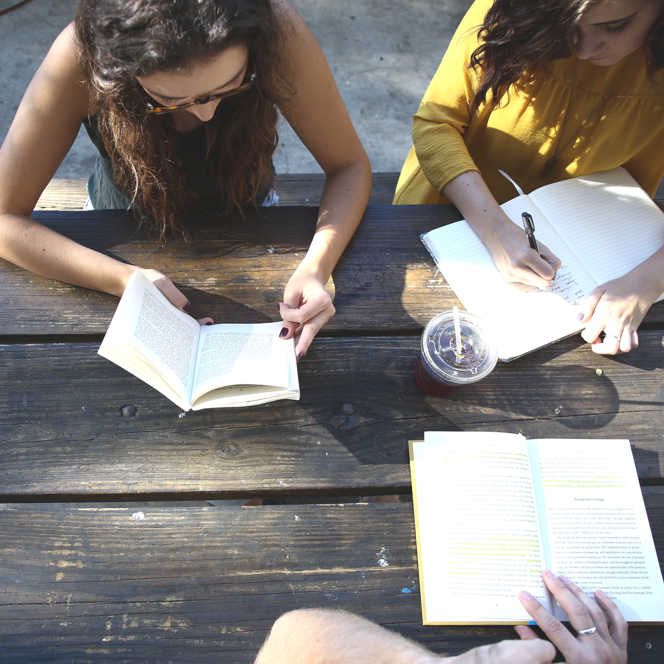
522;211;556;282
521;212;540;256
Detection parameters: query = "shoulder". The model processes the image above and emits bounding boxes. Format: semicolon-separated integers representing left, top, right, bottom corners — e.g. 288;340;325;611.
31;23;92;117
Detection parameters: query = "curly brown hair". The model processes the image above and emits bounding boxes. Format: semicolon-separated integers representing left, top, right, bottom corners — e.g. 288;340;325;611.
75;0;294;241
469;0;664;114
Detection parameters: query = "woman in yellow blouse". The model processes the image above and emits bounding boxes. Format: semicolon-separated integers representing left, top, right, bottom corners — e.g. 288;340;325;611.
395;0;664;355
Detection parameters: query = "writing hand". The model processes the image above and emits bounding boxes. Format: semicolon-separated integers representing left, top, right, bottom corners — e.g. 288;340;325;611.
486;218;561;290
278;265;335;361
137;268;213;325
516;570;627;664
577;269;661;354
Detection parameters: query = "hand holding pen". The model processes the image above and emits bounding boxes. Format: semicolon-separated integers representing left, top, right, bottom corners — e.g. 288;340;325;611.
522;212;556;282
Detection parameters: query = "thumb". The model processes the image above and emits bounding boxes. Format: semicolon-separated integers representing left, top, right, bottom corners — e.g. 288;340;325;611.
141;269;193;314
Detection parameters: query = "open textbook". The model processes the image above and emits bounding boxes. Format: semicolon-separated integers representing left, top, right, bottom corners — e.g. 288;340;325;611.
409;433;664;625
98;270;299;410
421;167;664;361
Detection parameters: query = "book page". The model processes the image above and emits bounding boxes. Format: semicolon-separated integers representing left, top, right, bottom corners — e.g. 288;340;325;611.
534;439;664;622
411;432;550;623
530;167;664;291
190;322;290;404
422;195;595;360
98;270;200;408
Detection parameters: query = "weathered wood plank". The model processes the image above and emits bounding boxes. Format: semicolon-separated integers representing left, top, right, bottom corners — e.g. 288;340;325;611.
0;500;662;662
1;333;663;500
34;173;401;211
4;206;664;336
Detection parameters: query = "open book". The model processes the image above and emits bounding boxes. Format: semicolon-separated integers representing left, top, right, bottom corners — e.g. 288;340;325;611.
410;433;664;625
98;270;299;410
421;167;664;361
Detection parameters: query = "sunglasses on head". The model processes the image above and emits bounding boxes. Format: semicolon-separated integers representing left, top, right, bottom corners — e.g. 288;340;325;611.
138;73;256;115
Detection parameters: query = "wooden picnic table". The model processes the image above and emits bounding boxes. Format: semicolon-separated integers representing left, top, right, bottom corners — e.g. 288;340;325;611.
1;184;663;661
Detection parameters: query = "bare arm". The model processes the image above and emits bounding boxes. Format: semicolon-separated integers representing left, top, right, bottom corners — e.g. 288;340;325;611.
0;26;202;314
255;608;554;664
272;0;372;358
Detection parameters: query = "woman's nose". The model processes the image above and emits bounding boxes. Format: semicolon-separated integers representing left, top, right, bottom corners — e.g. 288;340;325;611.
574;29;603;59
188;98;221;122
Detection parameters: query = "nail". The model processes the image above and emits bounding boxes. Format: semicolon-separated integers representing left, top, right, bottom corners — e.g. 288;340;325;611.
279;327;289;338
205;322;213;326
183;301;193;314
520;590;533;600
544;569;556;580
559;574;571;585
576;312;584;321
297;352;305;363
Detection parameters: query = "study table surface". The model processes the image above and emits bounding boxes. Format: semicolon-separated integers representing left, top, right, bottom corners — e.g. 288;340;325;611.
1;204;663;661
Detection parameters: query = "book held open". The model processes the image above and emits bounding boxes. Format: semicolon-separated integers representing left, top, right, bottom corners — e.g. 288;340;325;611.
421;167;664;361
409;433;664;625
98;270;299;410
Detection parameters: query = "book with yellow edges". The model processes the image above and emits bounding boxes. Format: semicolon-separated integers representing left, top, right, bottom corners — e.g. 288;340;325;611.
409;432;664;625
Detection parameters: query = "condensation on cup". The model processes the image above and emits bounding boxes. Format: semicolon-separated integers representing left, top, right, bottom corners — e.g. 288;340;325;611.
414;310;498;397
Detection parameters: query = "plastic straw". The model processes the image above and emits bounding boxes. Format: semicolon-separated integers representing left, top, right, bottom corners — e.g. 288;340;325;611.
453;306;462;353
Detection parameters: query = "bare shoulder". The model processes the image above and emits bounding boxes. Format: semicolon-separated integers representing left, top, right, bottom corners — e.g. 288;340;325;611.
33;23;91;117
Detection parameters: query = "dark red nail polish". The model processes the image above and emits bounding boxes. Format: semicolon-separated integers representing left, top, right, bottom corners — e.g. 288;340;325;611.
279;327;289;338
205;322;213;326
183;301;193;314
297;352;305;362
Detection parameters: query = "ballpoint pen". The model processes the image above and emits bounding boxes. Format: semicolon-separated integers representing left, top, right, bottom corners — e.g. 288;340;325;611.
522;212;556;282
521;212;540;255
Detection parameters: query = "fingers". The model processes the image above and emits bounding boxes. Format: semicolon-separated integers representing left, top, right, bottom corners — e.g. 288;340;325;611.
278;300;335;360
595;589;629;650
518;589;579;654
558;574;610;639
141;268;193;313
455;639;555;664
514;625;539;640
197;317;214;326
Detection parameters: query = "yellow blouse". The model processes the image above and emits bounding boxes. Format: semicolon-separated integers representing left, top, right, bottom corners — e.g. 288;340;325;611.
394;0;664;206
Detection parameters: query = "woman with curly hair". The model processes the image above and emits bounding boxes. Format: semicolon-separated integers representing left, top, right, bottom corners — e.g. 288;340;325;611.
394;0;664;355
0;0;371;358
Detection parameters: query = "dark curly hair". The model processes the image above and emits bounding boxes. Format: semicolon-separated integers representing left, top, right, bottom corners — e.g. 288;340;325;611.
74;0;294;240
469;0;664;113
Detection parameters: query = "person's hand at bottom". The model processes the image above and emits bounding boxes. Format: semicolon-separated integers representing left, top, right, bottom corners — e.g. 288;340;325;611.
449;638;554;664
277;266;335;362
516;570;627;664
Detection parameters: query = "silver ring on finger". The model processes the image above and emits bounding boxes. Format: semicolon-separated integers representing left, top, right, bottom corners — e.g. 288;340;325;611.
577;626;597;636
604;332;621;340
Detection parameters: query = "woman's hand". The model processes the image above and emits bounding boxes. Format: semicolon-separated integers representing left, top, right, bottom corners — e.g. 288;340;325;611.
278;264;335;361
442;172;560;290
138;268;213;325
578;266;663;355
485;218;561;290
516;570;628;664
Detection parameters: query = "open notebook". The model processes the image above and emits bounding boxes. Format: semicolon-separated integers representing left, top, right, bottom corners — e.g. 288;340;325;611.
421;167;664;361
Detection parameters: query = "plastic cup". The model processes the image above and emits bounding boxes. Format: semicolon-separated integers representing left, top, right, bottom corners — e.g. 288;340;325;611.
414;310;498;397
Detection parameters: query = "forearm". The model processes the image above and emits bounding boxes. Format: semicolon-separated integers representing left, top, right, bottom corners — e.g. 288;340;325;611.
255;609;441;664
629;243;664;302
0;213;137;296
298;159;371;281
442;170;509;242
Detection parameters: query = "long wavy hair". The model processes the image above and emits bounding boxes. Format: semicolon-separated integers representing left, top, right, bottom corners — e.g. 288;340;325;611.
75;0;293;240
469;0;664;113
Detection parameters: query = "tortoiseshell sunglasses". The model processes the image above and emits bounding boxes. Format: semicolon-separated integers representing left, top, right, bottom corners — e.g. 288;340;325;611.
138;73;256;115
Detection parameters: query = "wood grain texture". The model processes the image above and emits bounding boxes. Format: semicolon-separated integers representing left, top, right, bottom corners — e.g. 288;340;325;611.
5;205;664;336
1;333;663;500
34;173;401;211
0;499;662;662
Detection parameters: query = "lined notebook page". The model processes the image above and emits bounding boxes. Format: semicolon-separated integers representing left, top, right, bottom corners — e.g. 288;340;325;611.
530;168;664;290
423;196;594;360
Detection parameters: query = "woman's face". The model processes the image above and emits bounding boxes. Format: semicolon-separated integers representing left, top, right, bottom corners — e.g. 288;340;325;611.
136;44;249;121
574;0;663;65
